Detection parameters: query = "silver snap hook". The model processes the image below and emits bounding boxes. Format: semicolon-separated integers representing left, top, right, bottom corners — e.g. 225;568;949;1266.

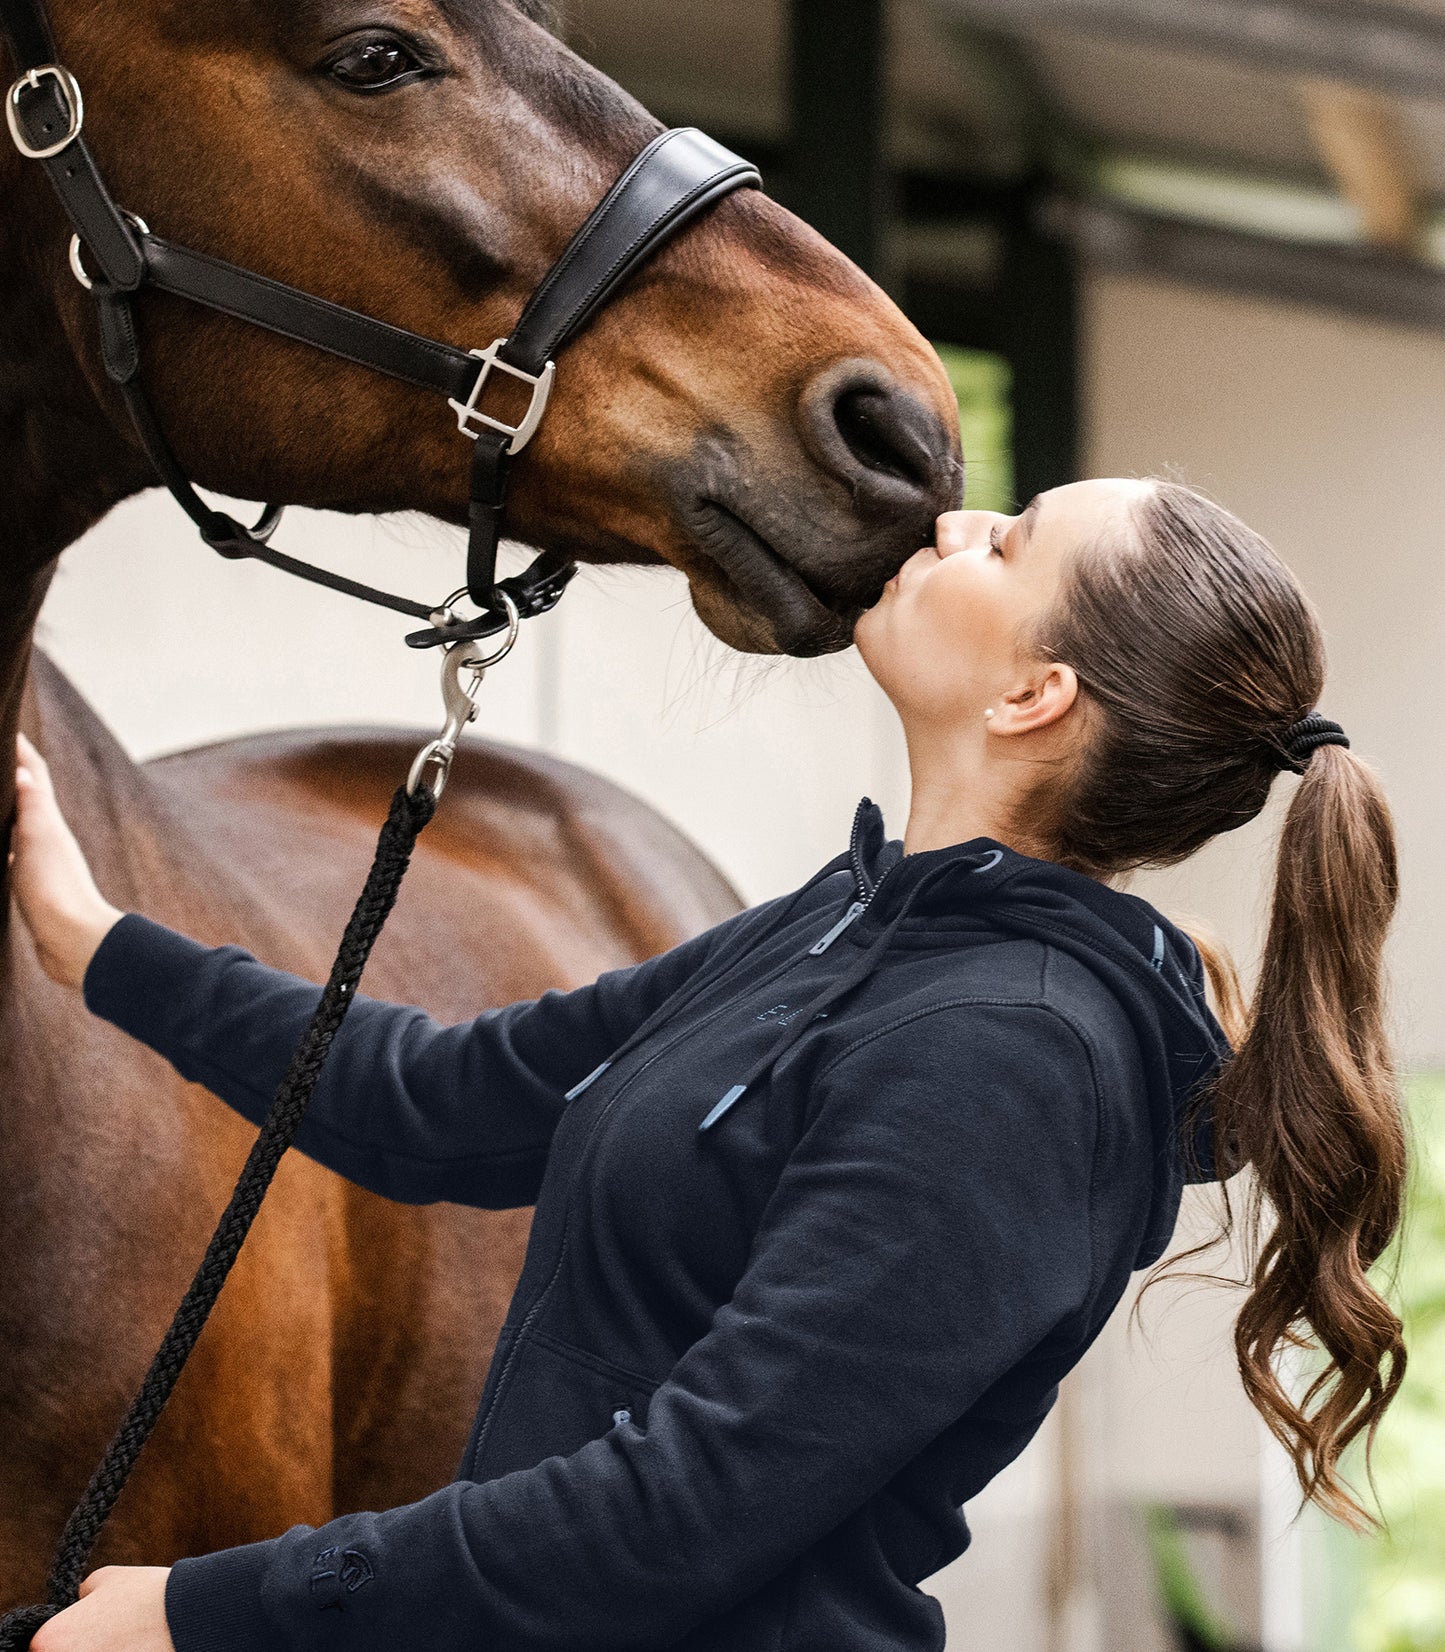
407;591;521;800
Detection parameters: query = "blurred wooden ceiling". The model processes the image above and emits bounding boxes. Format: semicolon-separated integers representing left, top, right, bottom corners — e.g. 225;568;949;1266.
561;0;1445;324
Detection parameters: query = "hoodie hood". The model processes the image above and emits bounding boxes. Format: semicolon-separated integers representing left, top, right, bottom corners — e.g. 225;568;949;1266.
704;798;1232;1271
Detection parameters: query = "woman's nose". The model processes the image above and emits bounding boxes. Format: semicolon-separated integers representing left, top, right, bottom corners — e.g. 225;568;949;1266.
933;509;979;556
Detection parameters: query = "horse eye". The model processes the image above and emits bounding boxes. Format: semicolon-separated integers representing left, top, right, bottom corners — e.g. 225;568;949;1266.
328;38;426;91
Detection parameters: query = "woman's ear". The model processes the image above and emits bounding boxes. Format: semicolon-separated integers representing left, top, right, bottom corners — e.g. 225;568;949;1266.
988;662;1079;738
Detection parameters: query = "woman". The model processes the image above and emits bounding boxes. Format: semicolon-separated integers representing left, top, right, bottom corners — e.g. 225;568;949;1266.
10;477;1406;1652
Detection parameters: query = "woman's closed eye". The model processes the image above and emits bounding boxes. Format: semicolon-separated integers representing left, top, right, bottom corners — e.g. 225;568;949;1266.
989;524;1006;557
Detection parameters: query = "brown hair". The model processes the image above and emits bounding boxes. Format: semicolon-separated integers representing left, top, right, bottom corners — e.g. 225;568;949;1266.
1032;478;1406;1531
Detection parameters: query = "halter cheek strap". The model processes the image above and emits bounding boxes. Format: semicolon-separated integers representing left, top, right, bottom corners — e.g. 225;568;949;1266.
3;1;760;647
455;127;763;628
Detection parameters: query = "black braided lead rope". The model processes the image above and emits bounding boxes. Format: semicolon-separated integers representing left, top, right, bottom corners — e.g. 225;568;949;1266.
0;781;438;1651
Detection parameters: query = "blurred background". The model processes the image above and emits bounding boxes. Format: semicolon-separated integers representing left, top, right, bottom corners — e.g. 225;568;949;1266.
35;0;1445;1646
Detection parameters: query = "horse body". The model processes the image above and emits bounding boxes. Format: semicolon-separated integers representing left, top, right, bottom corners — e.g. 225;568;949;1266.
3;654;742;1589
1;0;962;1596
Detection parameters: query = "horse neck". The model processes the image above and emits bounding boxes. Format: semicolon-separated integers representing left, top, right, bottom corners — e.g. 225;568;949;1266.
0;215;294;943
0;194;155;878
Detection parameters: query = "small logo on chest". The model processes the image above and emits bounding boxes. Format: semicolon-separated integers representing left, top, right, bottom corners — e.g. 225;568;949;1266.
756;1002;825;1026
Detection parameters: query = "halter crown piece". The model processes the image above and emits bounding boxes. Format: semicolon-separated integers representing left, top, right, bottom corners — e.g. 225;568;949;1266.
1275;712;1350;772
1;0;760;648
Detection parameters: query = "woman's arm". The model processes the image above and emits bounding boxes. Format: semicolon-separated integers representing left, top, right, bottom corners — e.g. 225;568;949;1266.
79;908;755;1209
159;1003;1110;1652
11;732;780;1209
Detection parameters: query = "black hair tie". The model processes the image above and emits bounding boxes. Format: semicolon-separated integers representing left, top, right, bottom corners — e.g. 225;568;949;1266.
1275;712;1350;772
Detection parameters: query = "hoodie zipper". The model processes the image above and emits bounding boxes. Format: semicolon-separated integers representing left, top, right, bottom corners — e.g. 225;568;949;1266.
847;801;873;900
808;901;867;956
811;806;1018;958
809;860;895;955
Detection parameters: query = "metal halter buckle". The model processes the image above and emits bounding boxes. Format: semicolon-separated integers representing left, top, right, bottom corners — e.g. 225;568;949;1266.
6;64;83;160
68;211;148;290
447;339;556;452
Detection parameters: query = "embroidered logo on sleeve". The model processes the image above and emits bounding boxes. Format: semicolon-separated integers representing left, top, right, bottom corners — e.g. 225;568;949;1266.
310;1546;376;1610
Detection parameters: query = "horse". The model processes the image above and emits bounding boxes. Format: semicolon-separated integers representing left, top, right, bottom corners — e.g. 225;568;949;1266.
0;0;962;1600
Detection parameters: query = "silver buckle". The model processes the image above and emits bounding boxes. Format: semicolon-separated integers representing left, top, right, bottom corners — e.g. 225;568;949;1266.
447;339;555;453
69;211;148;291
7;65;84;160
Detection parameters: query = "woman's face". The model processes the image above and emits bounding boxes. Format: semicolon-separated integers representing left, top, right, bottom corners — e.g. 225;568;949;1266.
855;478;1150;728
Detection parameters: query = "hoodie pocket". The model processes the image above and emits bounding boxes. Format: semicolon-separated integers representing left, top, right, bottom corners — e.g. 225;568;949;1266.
457;1322;518;1481
470;1328;660;1482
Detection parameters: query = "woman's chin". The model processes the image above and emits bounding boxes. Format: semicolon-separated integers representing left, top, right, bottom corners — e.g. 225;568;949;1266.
851;602;890;679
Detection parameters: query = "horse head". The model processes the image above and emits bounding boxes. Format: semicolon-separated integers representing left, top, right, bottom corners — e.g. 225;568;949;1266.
2;0;963;658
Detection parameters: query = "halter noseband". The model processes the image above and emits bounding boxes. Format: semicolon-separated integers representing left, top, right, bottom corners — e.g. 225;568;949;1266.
2;1;761;648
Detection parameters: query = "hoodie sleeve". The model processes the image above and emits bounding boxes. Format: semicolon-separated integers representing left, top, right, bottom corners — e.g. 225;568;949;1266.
80;896;780;1210
160;1001;1103;1652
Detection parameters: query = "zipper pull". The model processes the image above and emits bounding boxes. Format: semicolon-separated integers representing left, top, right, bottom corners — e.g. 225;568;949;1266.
809;900;866;955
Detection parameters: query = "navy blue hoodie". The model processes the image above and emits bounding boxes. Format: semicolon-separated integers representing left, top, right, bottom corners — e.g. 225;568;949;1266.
81;796;1230;1652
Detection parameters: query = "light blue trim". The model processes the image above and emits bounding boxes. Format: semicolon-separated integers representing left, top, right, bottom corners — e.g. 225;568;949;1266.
699;1084;748;1132
564;1060;612;1101
1151;925;1166;972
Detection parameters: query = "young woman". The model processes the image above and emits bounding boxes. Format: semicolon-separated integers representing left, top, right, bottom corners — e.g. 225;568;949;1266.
11;477;1406;1652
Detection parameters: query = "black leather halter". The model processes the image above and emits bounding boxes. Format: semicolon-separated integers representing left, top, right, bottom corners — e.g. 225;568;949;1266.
2;2;760;648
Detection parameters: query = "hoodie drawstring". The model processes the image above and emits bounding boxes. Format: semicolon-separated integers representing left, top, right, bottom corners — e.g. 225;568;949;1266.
560;856;861;1104
699;856;994;1133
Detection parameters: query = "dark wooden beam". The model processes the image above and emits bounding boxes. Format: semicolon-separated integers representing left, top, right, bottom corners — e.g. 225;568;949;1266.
1058;196;1445;331
904;182;1082;502
787;0;889;278
996;196;1081;503
932;0;1445;104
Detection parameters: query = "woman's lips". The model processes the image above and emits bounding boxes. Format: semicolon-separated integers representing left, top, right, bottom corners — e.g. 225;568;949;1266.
887;544;939;594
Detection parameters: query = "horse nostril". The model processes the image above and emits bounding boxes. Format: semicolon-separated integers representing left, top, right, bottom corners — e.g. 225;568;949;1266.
799;360;959;516
833;387;931;489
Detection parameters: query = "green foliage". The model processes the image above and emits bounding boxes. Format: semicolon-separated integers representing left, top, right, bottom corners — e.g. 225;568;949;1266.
1354;1073;1445;1651
932;344;1014;517
1145;1505;1235;1650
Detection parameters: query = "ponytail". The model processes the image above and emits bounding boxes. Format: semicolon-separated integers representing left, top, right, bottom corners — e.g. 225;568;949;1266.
1032;477;1409;1529
1204;745;1405;1528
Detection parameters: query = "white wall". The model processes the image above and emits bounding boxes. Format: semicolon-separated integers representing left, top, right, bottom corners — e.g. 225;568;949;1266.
36;263;1442;1649
39;499;909;907
1085;272;1445;1072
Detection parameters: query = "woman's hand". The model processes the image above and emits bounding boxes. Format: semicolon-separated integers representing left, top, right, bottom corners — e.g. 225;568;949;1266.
31;1566;175;1652
11;731;124;989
